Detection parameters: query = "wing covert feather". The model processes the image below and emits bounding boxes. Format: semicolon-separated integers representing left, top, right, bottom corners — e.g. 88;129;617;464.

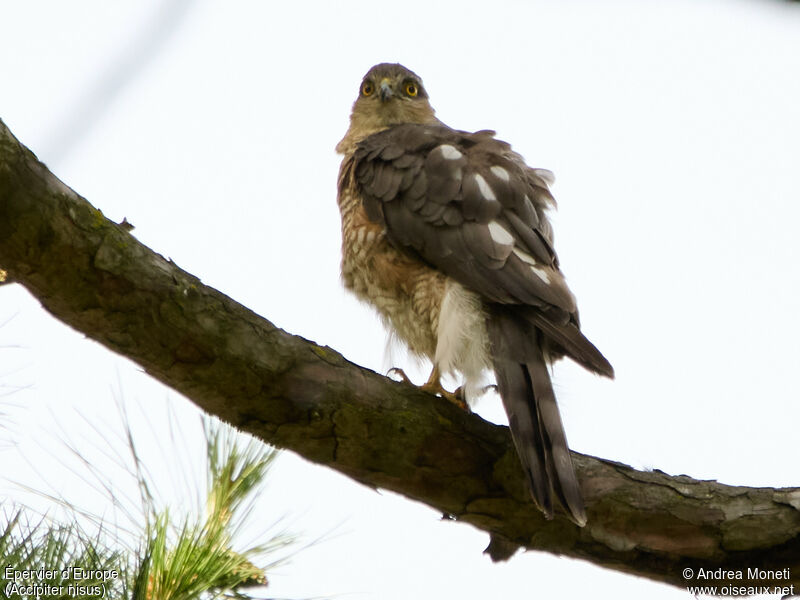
353;123;576;313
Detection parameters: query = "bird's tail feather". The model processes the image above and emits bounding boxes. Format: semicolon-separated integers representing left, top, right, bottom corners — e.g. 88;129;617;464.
487;313;587;525
528;311;614;379
525;350;586;525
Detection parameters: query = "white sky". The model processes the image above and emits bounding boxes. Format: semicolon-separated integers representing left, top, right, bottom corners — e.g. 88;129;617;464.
2;1;800;598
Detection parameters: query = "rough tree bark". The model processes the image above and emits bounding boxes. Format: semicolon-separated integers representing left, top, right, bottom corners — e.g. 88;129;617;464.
1;119;799;593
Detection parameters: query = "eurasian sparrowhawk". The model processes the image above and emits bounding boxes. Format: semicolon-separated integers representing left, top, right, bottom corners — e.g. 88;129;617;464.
336;63;613;525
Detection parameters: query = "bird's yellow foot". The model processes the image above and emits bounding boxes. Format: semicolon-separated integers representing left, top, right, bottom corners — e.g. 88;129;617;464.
422;366;469;411
420;379;468;411
387;367;469;411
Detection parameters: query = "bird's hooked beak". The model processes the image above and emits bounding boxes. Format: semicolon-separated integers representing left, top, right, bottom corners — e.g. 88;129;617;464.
379;78;393;102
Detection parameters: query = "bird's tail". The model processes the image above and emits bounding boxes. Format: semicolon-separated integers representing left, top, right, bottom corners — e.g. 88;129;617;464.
487;312;587;525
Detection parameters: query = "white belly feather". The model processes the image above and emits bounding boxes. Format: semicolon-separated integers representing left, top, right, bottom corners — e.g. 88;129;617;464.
435;279;491;401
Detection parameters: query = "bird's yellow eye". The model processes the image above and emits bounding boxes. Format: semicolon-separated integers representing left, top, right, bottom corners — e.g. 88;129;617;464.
404;82;418;97
361;81;375;96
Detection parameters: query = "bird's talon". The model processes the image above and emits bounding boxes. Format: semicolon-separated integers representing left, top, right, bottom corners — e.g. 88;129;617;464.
420;381;468;411
452;387;470;412
387;367;412;384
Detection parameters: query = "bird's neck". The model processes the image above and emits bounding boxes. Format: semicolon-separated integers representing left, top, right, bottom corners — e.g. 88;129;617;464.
335;117;389;155
336;104;439;155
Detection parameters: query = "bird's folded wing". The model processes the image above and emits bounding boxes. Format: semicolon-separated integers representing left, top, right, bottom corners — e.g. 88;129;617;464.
349;123;613;378
350;122;575;313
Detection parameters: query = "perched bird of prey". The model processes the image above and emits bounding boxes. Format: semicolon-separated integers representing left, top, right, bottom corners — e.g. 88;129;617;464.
336;63;613;526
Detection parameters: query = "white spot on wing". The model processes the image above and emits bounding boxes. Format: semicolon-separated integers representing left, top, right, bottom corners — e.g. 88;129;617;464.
513;248;554;284
473;174;496;201
488;221;514;246
437;144;463;160
513;247;537;265
530;265;551;284
490;165;510;181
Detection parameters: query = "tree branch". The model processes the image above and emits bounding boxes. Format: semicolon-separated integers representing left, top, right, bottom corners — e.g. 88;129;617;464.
2;118;799;591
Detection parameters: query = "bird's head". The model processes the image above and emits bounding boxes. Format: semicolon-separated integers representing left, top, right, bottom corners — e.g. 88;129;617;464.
337;63;438;153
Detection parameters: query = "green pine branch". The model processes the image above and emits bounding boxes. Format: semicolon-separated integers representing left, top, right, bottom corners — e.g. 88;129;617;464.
1;408;298;600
